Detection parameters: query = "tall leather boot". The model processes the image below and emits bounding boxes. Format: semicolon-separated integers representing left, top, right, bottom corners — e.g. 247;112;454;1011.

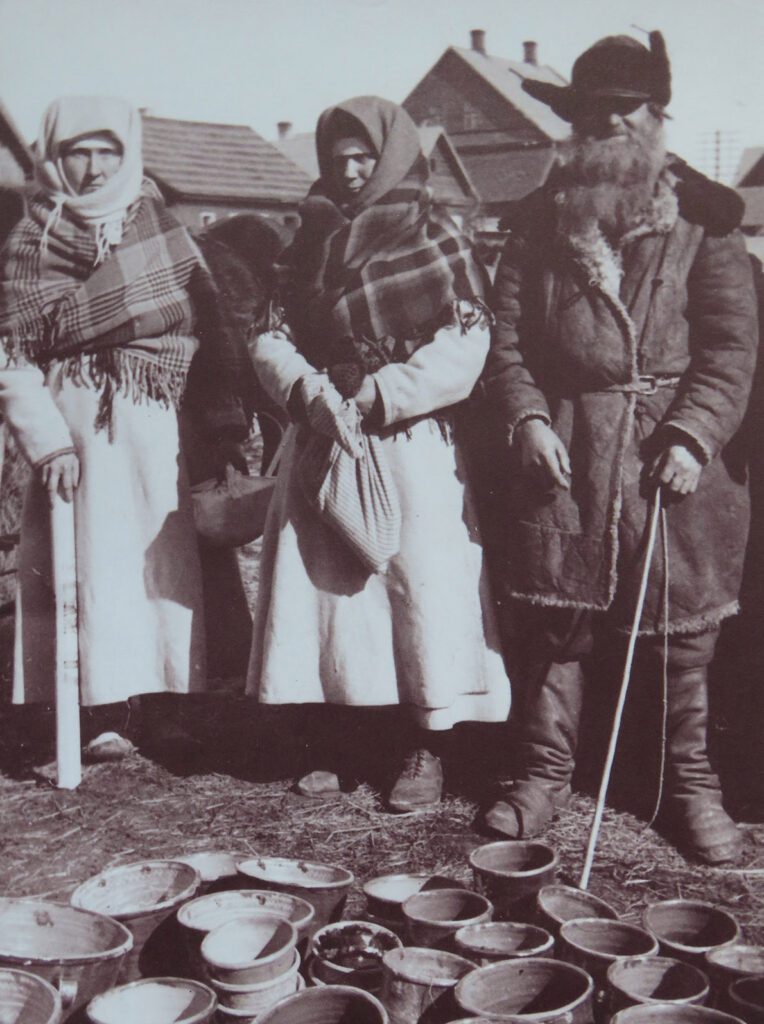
661;666;742;865
484;659;585;838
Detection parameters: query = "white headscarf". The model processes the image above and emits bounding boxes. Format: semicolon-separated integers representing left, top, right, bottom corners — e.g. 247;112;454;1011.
35;96;144;262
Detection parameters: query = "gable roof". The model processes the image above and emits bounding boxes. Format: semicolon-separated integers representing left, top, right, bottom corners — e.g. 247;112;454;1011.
422;46;570;143
735;147;764;188
419;125;479;206
141;115;312;206
0;99;33;178
459;145;556;206
738;186;764;228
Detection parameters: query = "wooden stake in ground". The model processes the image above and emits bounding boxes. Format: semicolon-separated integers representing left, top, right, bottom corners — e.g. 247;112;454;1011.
580;487;662;890
51;494;81;790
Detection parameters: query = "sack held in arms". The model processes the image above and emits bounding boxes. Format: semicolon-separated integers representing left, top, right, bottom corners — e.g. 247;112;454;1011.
299;410;402;573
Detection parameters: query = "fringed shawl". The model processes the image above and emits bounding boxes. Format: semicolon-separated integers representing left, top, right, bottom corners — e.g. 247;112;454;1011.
284;97;487;375
0;182;210;433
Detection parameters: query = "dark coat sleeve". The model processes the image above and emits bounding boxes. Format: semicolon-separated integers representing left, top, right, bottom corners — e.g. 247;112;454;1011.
663;228;759;461
483;228;552;441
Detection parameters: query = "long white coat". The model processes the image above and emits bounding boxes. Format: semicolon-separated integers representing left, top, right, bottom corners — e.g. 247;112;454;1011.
0;357;206;706
246;322;511;730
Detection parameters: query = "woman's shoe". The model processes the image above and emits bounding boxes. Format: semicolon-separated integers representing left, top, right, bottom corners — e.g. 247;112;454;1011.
388;749;443;812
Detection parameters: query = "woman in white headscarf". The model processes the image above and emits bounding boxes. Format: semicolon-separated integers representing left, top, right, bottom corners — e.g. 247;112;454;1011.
0;96;246;758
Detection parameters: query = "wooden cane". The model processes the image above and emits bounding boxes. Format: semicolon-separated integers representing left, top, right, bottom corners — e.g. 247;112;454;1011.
51;493;81;789
579;486;662;890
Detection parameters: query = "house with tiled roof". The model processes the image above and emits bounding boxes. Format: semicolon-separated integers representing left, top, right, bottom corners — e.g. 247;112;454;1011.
0;99;33;246
734;146;764;261
403;30;569;240
141;114;312;231
276;123;479;224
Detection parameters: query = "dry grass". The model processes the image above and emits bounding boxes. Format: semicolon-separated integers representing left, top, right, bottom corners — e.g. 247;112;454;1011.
1;423;763;952
1;709;763;942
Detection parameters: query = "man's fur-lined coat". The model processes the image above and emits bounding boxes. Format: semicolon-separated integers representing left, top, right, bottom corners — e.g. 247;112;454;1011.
483;159;759;634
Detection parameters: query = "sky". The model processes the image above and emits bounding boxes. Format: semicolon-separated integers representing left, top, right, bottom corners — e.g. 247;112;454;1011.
0;0;762;182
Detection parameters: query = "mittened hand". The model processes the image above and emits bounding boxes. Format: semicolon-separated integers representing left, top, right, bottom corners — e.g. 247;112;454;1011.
301;377;364;458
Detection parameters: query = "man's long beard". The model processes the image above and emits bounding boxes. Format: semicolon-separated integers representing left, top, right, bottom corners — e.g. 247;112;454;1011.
555;115;667;242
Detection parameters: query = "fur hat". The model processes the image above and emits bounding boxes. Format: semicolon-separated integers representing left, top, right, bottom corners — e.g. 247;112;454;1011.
522;31;671;122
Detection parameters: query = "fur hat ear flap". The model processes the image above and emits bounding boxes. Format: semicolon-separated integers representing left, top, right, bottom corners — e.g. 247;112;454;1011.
649;30;671;107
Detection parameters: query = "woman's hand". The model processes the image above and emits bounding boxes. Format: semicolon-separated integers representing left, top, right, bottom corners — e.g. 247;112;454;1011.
354;374;377;417
39;451;80;505
515;419;571;490
647;443;703;496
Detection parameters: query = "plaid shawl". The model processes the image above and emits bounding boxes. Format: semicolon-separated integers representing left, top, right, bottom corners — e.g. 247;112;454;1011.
0;182;207;432
284;97;487;374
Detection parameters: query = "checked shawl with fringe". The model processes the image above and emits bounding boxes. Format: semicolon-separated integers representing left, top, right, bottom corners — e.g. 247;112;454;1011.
0;182;206;431
285;155;488;376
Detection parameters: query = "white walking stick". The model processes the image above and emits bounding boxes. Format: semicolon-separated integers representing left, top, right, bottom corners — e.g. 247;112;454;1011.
51;494;81;789
579;486;662;889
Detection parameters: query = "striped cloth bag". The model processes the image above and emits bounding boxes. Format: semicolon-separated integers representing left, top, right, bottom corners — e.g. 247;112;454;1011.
299;408;401;573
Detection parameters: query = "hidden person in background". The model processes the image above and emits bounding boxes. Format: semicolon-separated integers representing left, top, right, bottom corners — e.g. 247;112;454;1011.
247;96;510;810
480;31;759;864
0;97;247;761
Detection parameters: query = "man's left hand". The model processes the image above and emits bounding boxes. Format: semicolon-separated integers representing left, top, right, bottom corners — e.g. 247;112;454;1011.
648;443;703;496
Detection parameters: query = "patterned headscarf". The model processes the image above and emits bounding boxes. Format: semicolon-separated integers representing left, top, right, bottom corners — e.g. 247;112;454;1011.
35;96;144;263
285;96;486;372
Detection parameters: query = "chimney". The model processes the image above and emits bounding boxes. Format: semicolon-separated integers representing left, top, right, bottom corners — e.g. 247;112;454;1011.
277;121;292;140
470;29;486;55
523;40;538;65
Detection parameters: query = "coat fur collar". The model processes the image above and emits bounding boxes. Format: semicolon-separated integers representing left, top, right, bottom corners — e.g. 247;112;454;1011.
558;164;679;302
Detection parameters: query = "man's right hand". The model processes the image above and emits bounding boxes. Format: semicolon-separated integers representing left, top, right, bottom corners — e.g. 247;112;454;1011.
39;452;80;506
515;419;571;490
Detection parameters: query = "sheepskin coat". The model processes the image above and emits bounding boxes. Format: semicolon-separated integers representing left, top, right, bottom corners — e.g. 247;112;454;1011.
483;158;759;634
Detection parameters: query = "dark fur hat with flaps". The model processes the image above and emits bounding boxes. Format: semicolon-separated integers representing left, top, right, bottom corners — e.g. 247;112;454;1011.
522;31;671;122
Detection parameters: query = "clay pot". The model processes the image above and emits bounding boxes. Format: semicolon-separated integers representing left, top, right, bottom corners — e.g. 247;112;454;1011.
536;884;619;937
705;945;764;1008
558;917;659;989
0;968;62;1024
455;956;595;1024
200;912;297;985
402;888;492;949
362;873;463;924
381;946;474;1024
255;984;389;1023
176;851;245;896
610;1004;745;1024
237;857;353;932
606;955;711;1015
642;900;740;965
177;889;314;973
454;920;554;965
469;841;557;920
70;859;200;982
0;898;133;1013
215;975;306;1021
211;948;301;1012
86;977;217;1024
728;976;764;1024
308;920;402;992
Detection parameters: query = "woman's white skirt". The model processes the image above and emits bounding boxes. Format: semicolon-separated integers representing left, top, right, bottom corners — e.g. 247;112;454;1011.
246;419;510;730
13;365;206;706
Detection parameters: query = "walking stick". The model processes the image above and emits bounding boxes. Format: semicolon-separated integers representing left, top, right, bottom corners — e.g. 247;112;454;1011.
51;494;81;789
579;486;663;889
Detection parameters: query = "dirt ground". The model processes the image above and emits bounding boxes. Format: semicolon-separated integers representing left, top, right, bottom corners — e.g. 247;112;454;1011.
1;436;764;959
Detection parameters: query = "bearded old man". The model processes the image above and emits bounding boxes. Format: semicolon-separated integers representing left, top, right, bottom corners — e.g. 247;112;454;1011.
481;33;758;864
